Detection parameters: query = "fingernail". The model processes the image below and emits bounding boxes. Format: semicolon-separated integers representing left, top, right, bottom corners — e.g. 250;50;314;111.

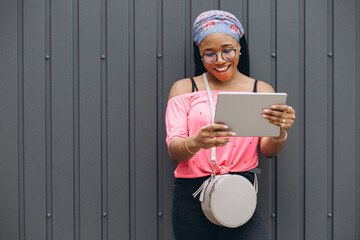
261;114;267;118
262;108;268;113
271;105;275;108
231;132;236;136
224;125;229;129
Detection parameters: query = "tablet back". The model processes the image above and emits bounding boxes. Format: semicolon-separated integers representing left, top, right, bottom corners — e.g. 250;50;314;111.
214;92;287;137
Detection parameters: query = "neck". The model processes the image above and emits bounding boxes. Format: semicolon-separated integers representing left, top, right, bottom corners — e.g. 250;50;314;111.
205;70;242;87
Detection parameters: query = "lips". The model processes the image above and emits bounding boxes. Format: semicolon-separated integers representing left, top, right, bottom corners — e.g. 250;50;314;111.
214;65;230;73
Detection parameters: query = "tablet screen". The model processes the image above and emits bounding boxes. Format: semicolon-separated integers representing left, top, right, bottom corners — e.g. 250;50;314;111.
214;92;287;137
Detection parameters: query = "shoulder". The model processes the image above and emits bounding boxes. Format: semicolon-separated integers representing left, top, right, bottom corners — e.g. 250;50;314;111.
239;74;275;93
168;78;192;100
256;80;275;93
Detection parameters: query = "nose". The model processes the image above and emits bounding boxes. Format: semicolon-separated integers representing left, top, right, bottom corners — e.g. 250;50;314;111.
216;52;226;64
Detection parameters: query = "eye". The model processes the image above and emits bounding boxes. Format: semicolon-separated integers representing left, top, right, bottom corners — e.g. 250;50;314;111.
204;52;216;57
223;49;233;54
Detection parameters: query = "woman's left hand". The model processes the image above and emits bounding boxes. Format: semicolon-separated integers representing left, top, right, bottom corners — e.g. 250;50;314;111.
262;104;296;131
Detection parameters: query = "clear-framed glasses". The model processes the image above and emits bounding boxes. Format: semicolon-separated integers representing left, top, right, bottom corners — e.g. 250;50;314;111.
201;48;237;64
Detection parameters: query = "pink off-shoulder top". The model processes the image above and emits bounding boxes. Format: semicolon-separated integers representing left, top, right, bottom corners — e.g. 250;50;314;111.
166;90;259;178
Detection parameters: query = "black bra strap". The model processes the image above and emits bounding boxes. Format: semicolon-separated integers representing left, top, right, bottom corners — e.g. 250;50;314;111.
253;80;258;93
191;77;199;92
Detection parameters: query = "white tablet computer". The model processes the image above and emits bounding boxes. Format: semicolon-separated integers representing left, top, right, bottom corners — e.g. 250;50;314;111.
214;92;287;137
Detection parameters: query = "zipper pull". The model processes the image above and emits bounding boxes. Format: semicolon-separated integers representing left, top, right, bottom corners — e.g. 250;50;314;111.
192;178;210;201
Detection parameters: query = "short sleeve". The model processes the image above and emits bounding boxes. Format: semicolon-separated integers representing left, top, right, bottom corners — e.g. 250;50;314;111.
165;96;189;147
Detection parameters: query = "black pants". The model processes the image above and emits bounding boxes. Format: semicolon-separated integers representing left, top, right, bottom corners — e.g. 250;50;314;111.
172;173;270;240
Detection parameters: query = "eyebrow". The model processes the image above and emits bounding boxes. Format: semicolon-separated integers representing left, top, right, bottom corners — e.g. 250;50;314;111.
203;43;236;52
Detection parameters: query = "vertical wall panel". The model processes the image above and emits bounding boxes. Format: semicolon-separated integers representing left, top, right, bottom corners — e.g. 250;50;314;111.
107;0;130;239
51;0;75;239
156;0;165;238
248;0;274;236
45;0;52;238
23;0;47;239
162;1;187;240
333;0;357;239
192;0;214;19
304;0;329;239
129;0;136;237
134;0;158;239
73;0;81;239
79;0;102;239
248;0;271;82
0;1;19;239
163;0;187;86
189;0;215;75
100;0;108;238
220;0;243;22
356;2;360;239
276;0;303;239
184;0;192;77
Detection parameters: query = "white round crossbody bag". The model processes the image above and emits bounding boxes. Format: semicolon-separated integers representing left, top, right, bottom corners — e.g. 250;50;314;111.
191;73;258;228
192;172;258;228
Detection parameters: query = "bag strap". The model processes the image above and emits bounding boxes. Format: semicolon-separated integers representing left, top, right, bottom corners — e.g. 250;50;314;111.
203;72;258;194
203;73;217;177
254;172;258;194
203;73;215;122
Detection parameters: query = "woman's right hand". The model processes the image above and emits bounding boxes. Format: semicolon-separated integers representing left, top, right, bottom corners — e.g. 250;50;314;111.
169;123;235;162
192;123;236;149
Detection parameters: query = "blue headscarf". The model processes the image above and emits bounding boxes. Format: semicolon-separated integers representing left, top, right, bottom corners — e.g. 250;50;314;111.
193;10;244;46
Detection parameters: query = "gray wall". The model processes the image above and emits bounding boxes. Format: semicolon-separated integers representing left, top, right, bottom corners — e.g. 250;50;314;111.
0;0;359;239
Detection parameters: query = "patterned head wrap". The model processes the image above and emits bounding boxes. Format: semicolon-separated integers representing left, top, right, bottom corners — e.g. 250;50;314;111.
193;10;244;46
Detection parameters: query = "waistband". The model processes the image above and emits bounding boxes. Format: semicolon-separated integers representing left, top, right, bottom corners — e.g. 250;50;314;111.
174;171;255;186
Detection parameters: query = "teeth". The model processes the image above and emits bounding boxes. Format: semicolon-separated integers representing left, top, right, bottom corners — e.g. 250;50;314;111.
216;66;228;71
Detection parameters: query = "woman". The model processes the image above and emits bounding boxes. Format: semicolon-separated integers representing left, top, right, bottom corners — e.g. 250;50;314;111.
165;10;295;240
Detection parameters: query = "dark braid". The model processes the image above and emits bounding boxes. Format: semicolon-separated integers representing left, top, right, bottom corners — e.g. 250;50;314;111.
193;42;207;76
238;35;250;76
193;34;250;77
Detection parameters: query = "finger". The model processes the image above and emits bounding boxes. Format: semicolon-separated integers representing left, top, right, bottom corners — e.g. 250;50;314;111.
267;119;289;130
284;112;289;120
214;138;232;147
202;137;231;148
286;105;296;114
271;104;296;116
262;108;286;118
262;113;284;123
203;137;218;145
203;123;229;132
209;131;236;138
270;104;288;112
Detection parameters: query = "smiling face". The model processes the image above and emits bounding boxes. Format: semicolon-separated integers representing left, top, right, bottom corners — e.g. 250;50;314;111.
198;32;241;82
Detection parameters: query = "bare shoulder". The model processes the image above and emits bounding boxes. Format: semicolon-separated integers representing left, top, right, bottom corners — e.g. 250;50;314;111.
256;80;275;93
168;78;192;100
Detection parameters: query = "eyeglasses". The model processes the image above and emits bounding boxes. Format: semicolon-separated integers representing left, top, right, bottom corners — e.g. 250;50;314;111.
201;48;237;64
